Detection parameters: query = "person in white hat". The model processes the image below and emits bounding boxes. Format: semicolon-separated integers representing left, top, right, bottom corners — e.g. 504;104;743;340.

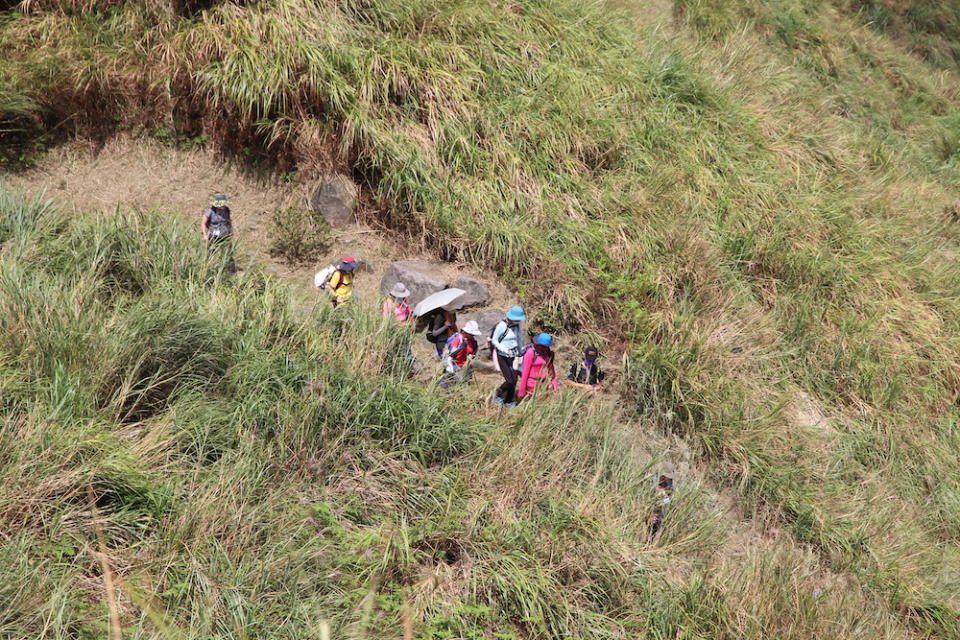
439;320;483;388
382;282;412;324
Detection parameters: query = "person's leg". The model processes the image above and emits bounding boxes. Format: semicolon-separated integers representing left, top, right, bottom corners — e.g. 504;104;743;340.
455;362;473;385
225;238;237;274
494;352;510;401
496;352;518;403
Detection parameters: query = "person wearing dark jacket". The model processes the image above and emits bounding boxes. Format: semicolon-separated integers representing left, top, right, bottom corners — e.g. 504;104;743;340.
201;193;236;273
566;345;605;392
425;307;457;359
648;475;674;543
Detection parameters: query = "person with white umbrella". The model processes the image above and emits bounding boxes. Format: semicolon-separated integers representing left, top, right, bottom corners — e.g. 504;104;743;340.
415;288;465;359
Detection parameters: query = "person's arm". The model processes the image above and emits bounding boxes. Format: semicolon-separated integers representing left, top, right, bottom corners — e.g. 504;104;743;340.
328;270;341;293
548;358;559;391
200;210;210;239
490;322;506;353
517;349;533;398
565;362;590;389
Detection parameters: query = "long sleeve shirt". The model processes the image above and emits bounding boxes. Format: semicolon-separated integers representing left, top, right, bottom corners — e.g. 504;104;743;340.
491;321;522;357
382;298;412;323
517;347;559;398
445;332;477;368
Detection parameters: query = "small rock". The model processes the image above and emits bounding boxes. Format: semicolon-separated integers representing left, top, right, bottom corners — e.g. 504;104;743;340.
310;174;358;227
380;260;448;307
451;275;489;309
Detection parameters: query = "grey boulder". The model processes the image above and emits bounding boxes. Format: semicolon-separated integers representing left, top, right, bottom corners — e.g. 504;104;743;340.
463;309;504;339
461;309;504;360
310;174;358;227
380;260;448;307
451;275;489;309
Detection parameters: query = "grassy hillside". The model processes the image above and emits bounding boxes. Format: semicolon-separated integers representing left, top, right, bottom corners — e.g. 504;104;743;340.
2;0;960;637
0;187;943;639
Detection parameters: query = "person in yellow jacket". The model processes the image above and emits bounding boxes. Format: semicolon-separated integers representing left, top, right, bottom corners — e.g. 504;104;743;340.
315;256;359;307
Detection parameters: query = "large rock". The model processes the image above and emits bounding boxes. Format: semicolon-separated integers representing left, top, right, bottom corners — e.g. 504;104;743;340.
310;174;358;227
451;275;489;309
380;260;447;307
463;309;504;339
462;309;504;360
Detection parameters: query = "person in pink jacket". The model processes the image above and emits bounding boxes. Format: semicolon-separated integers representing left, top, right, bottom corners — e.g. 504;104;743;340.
382;282;412;323
517;333;560;402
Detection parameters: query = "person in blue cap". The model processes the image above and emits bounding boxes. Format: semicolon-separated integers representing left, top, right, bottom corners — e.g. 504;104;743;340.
517;333;559;401
490;305;526;406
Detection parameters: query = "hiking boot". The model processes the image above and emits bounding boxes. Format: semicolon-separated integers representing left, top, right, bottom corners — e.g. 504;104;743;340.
504;402;516;409
493;396;504;406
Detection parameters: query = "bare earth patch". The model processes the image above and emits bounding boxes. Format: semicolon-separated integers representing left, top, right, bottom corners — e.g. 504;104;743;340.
2;136;517;313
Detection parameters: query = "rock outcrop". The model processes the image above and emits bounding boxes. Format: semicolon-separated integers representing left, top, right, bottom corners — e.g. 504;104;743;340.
451;275;489;309
380;260;448;306
310;174;358;227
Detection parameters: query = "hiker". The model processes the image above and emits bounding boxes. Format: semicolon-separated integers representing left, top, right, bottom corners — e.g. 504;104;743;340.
648;475;674;543
565;345;606;392
516;333;559;402
201;193;236;273
314;256;359;307
491;306;526;406
425;307;457;359
439;320;482;388
382;283;412;324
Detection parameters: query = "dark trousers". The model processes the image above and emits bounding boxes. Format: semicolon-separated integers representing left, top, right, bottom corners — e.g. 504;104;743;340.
495;352;518;403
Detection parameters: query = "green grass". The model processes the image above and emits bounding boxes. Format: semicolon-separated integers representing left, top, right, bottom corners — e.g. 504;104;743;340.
3;0;960;636
0;187;939;639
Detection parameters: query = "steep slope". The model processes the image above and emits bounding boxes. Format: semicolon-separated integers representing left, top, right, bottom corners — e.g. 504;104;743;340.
0;188;931;639
2;0;960;637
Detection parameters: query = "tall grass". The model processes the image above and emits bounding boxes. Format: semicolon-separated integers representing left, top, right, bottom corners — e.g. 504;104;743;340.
3;0;960;634
1;188;944;638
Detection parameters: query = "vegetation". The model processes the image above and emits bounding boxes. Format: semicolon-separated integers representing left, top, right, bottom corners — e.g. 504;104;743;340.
268;205;331;265
2;0;960;637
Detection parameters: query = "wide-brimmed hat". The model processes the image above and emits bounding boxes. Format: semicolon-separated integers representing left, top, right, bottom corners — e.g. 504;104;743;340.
462;320;482;336
211;193;229;207
390;283;410;298
505;305;526;322
338;256;360;271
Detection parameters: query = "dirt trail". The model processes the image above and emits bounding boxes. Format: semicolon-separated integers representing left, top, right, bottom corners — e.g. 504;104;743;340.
3;137;519;310
0;136;549;377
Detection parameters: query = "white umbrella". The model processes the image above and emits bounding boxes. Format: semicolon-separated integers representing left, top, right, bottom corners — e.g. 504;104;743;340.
413;288;466;317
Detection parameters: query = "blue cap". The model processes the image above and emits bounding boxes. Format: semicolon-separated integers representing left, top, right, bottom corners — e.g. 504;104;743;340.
534;333;553;347
506;305;526;322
